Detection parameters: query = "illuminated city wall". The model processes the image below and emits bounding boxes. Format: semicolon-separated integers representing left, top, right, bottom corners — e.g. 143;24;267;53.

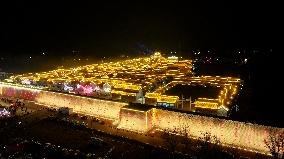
0;84;126;120
35;91;126;120
1;83;283;154
0;84;41;100
153;108;282;154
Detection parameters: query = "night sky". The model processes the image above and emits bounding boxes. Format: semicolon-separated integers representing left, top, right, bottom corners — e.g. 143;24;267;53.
0;1;276;57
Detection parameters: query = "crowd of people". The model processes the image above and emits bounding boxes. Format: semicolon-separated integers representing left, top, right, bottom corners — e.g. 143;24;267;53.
0;97;27;116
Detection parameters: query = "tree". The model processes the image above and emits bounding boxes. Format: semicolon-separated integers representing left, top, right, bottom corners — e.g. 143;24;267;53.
162;127;180;152
264;129;284;159
199;132;220;149
197;132;222;159
162;114;193;154
180;118;192;152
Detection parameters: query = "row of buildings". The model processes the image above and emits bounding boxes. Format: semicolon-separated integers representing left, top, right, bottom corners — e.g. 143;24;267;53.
6;53;241;117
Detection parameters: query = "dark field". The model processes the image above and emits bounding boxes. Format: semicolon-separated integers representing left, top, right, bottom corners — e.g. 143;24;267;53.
165;84;221;100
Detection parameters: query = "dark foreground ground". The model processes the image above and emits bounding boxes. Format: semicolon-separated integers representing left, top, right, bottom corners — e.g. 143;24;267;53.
0;104;272;159
0;108;192;159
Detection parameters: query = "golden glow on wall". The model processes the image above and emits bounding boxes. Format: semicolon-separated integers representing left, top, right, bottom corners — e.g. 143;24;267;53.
0;83;126;120
118;107;153;132
35;91;126;120
153;108;281;154
0;83;282;155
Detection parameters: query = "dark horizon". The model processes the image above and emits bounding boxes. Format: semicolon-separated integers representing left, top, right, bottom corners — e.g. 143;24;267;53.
0;1;276;57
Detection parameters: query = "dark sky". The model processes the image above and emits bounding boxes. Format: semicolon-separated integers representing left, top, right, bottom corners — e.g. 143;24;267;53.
0;1;276;57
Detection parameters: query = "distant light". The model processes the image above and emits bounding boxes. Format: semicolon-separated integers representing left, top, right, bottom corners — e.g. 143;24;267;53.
29;56;32;59
238;52;241;54
216;58;219;61
21;79;31;85
154;52;161;56
168;56;178;60
79;59;81;61
42;52;45;55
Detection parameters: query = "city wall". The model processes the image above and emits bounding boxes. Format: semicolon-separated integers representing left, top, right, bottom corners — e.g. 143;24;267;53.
0;84;126;120
1;83;283;154
153;109;281;154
